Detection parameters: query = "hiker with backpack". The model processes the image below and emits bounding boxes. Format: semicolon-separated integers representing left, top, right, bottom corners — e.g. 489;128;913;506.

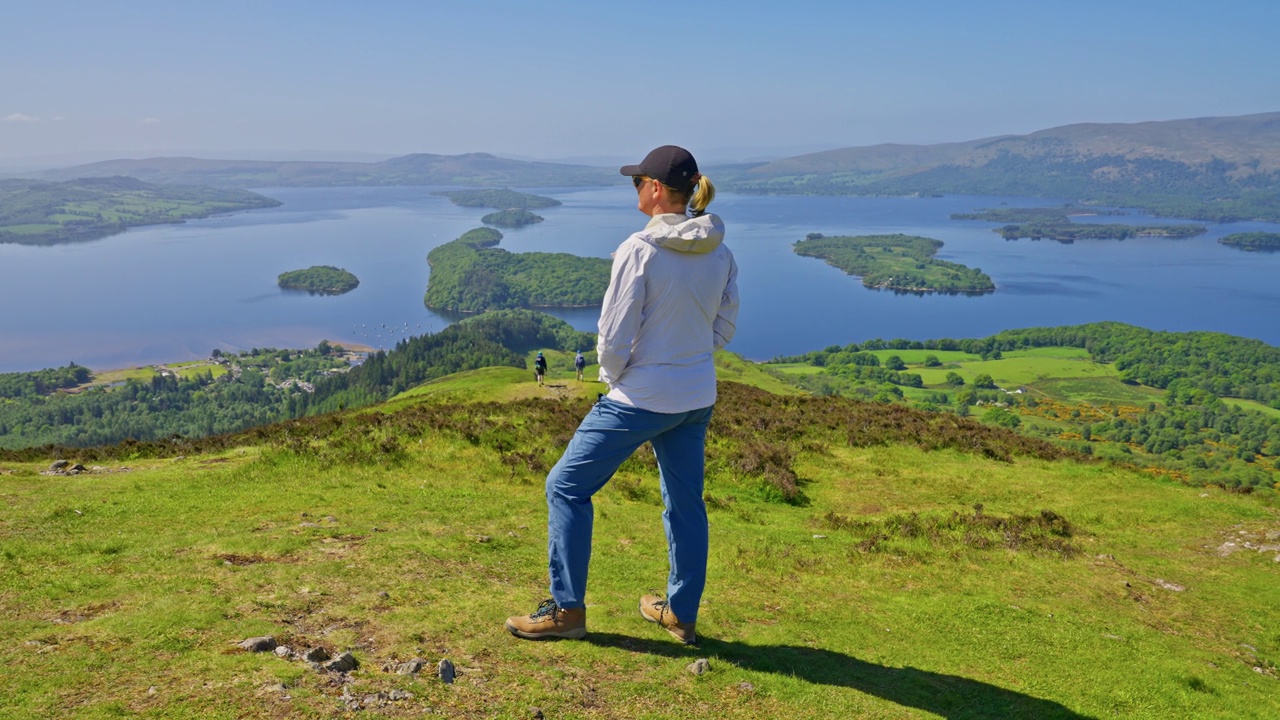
574;351;586;382
534;351;547;386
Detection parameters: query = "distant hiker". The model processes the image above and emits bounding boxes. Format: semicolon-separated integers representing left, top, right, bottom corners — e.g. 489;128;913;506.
574;351;586;381
506;146;738;644
534;351;547;386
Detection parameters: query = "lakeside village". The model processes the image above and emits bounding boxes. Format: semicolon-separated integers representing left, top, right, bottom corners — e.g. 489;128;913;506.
60;342;370;397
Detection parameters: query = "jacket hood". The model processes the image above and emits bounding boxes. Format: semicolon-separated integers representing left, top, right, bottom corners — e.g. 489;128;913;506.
641;213;725;254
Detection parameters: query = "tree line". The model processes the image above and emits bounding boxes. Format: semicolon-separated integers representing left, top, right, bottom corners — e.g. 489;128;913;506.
0;311;596;452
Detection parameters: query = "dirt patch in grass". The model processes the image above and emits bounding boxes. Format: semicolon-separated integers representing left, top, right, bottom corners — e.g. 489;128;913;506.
214;552;272;567
823;505;1082;558
47;601;120;625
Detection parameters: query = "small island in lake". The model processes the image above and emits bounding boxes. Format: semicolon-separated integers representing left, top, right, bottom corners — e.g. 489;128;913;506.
436;188;561;210
482;208;544;228
456;226;503;247
792;233;995;293
278;265;360;295
1218;232;1280;250
952;206;1206;242
425;227;610;312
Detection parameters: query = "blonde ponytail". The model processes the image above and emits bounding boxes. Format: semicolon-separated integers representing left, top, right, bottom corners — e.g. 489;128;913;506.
688;175;715;216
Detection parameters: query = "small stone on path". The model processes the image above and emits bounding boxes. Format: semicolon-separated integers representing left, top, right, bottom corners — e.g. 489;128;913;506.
324;651;358;673
687;658;711;675
530;707;544;719
274;645;292;658
303;647;330;663
50;460;69;470
397;658;426;675
239;636;277;653
438;658;456;684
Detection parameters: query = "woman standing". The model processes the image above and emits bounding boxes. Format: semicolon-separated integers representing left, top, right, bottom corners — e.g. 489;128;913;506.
505;145;739;644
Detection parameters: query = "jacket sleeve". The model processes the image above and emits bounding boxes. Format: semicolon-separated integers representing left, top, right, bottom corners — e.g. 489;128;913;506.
596;241;647;387
713;253;739;350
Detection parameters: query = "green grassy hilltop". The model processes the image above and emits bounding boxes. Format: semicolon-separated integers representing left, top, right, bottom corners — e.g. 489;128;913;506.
2;359;1278;718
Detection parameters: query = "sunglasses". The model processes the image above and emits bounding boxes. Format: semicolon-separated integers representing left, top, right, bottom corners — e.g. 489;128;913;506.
631;176;647;189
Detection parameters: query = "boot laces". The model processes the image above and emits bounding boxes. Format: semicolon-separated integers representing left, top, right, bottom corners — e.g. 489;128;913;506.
530;599;560;620
651;597;672;621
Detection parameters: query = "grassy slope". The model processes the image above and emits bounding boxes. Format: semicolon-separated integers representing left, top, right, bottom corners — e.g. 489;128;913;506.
2;363;1279;718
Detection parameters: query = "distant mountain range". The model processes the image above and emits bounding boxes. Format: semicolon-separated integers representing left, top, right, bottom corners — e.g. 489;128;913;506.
15;112;1280;221
28;152;617;189
719;112;1280;221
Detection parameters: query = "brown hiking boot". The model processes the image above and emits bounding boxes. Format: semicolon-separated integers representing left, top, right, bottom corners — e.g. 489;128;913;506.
505;599;586;640
639;594;696;644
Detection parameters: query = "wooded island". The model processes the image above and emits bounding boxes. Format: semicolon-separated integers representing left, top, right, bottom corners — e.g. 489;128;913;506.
482;208;544;227
436;188;561;210
1219;232;1280;249
792;233;995;293
277;266;360;295
424;227;609;312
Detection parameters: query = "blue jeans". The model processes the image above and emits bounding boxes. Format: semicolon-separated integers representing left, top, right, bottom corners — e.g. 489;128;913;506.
547;397;714;623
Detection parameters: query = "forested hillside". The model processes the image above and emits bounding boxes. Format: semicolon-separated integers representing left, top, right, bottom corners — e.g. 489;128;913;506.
0;311;594;452
299;310;594;414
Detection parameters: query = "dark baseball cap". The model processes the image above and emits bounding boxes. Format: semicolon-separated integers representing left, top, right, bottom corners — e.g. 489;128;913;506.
620;145;699;193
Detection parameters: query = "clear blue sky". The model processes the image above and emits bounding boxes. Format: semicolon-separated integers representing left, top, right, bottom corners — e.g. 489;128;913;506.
2;0;1277;163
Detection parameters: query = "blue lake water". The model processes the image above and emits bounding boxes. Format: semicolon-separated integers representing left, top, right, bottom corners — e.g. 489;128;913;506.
1;186;1278;373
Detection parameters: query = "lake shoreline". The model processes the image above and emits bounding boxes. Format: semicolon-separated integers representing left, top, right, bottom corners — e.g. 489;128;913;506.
3;186;1279;374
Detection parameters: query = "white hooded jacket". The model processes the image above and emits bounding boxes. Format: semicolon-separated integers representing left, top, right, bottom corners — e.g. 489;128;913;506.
597;212;739;413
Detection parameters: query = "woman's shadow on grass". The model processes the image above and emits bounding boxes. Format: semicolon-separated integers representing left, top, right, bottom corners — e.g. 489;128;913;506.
585;633;1097;720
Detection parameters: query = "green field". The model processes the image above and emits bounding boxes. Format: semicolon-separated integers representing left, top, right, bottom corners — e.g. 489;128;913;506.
1034;377;1165;406
1223;397;1280;419
913;355;1118;390
169;362;228;381
864;349;983;364
1001;348;1092;360
86;366;159;386
2;368;1278;718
